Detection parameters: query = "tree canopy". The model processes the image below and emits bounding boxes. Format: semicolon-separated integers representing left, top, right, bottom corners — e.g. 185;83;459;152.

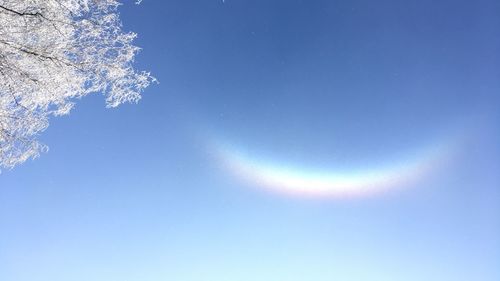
0;0;154;169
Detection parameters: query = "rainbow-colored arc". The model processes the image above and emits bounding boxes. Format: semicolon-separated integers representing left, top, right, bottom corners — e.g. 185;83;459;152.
212;140;455;198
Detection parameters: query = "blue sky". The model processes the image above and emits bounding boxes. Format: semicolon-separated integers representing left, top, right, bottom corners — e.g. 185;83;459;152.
1;0;499;280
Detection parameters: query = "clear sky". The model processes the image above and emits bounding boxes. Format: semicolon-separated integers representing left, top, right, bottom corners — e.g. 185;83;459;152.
1;0;499;280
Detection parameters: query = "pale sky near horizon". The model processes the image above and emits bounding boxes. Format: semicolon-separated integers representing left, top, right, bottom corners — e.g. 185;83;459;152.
1;1;499;280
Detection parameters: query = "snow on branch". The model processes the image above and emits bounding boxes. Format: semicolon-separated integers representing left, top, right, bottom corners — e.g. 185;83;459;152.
0;0;155;169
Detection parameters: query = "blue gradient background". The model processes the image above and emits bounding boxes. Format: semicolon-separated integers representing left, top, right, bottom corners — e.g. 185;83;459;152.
1;0;499;280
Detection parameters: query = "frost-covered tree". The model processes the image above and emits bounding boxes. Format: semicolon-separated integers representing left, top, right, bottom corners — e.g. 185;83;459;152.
0;0;154;168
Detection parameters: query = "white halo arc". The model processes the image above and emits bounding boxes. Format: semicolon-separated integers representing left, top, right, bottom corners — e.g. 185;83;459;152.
210;138;457;198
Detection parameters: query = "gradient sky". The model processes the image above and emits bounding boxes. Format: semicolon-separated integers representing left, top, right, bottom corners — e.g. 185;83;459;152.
1;0;500;280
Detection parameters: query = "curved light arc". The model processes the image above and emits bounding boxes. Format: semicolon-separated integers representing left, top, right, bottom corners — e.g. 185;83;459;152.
211;139;456;198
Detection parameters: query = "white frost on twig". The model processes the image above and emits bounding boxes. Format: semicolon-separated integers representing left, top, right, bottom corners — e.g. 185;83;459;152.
0;0;155;168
